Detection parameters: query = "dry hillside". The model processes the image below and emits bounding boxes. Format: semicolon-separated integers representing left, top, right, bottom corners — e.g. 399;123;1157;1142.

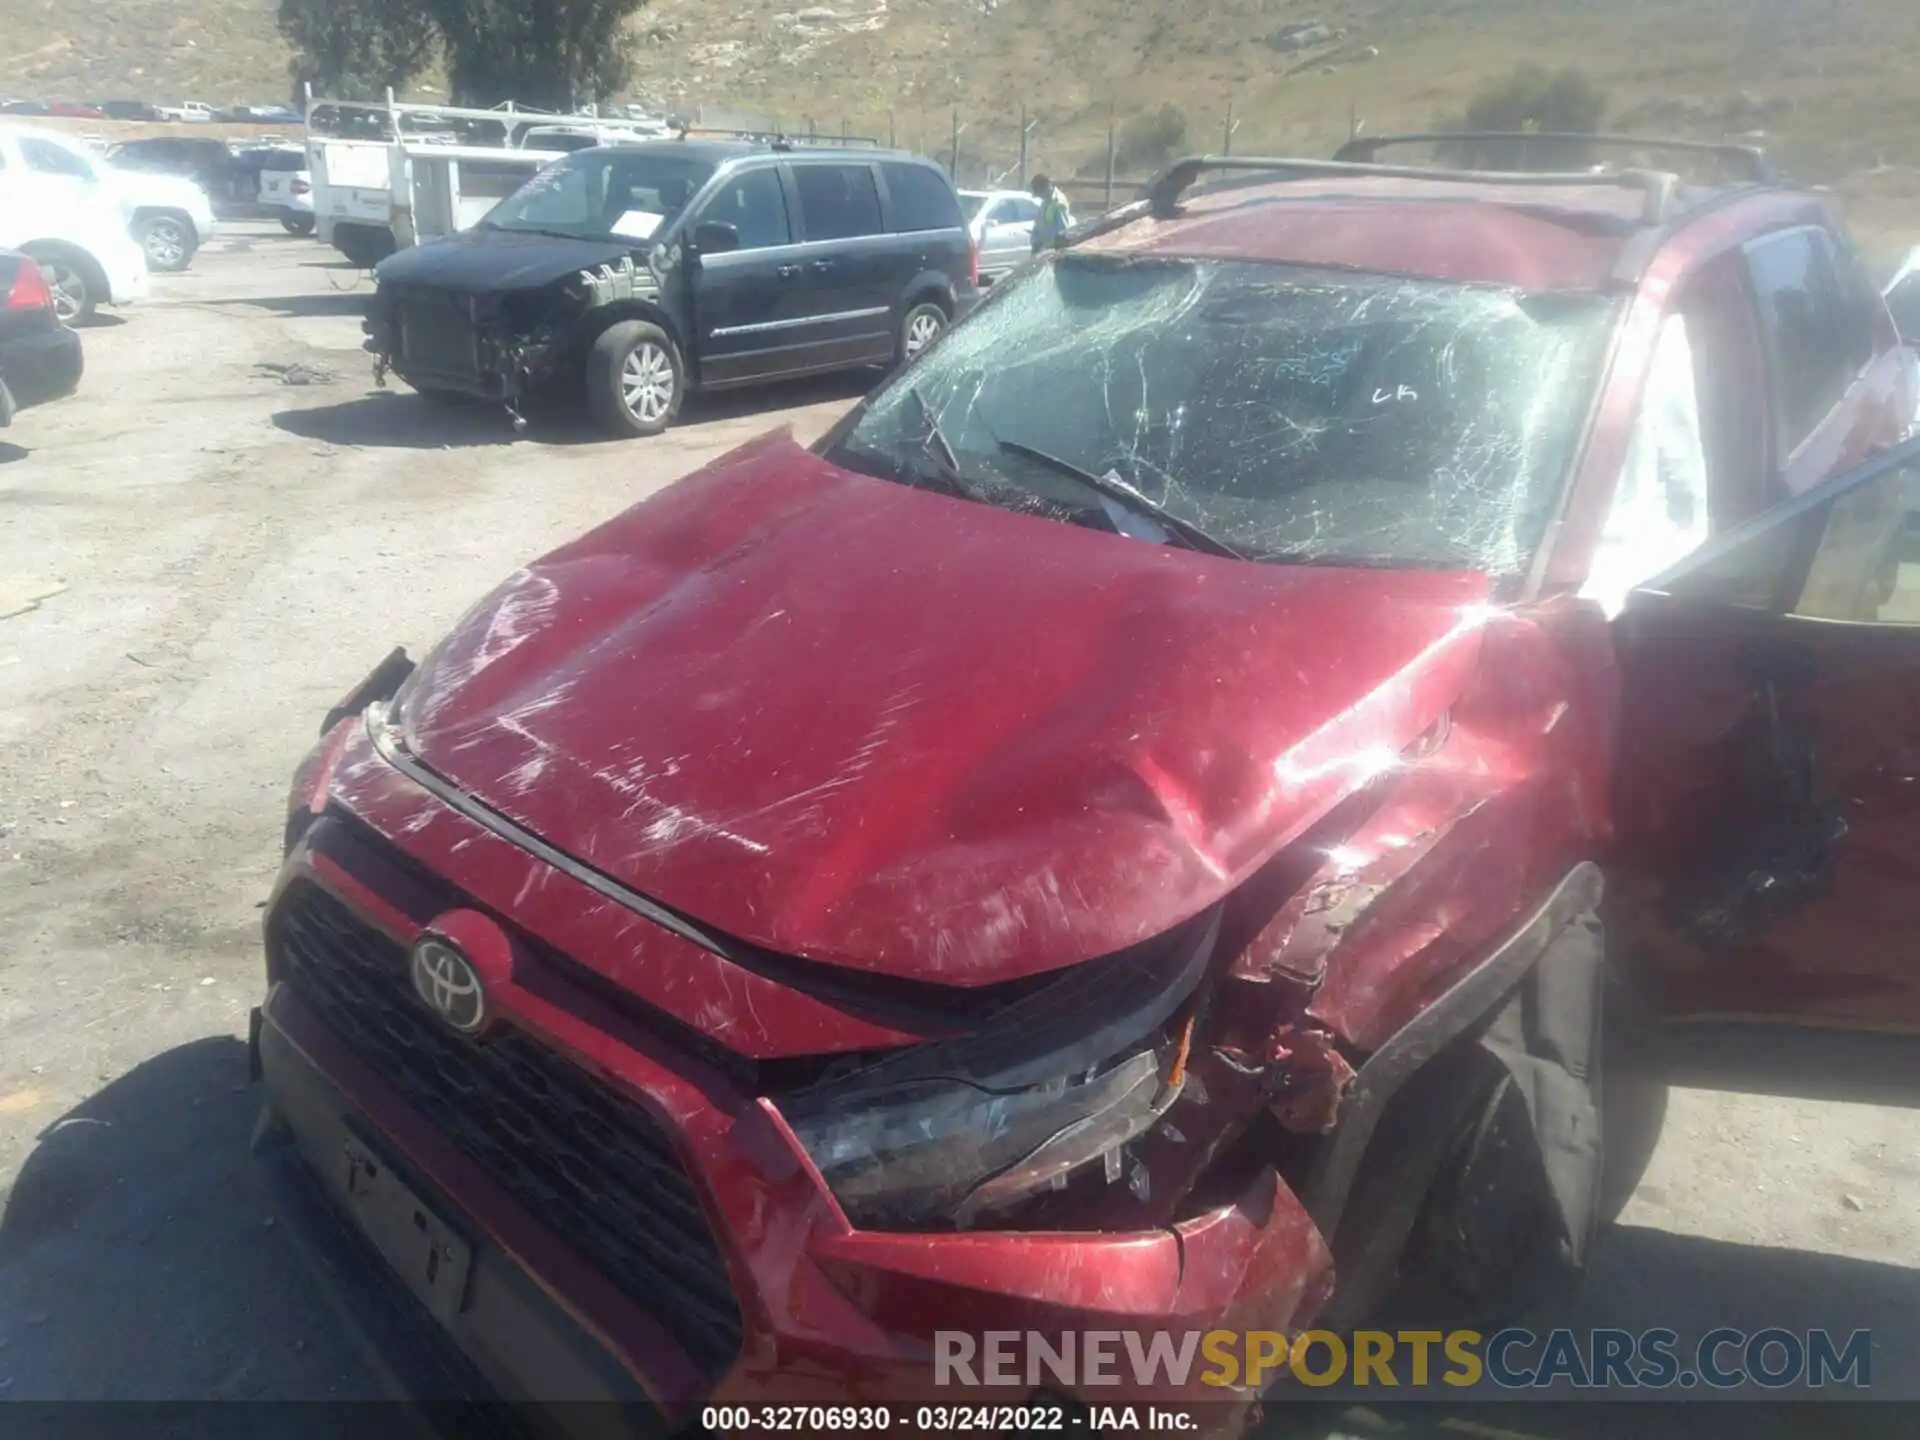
4;0;1920;239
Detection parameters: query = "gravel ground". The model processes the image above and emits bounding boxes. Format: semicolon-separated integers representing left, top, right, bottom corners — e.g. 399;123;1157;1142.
1;222;1917;1428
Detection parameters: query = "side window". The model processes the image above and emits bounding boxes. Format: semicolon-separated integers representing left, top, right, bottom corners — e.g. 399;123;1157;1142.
793;163;883;242
879;161;962;233
700;167;791;250
1744;229;1870;461
1638;451;1920;622
21;138;95;180
999;197;1041;226
1579;311;1711;618
1674;253;1773;528
1819;229;1882;373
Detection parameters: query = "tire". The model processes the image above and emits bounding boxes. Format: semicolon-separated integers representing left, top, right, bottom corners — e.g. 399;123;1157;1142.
281;215;317;237
1393;1058;1574;1328
587;321;683;437
897;300;949;366
20;244;105;325
336;224;396;270
136;212;197;272
1597;965;1669;1222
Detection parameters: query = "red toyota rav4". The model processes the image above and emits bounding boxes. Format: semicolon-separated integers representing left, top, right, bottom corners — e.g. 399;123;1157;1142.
255;134;1920;1431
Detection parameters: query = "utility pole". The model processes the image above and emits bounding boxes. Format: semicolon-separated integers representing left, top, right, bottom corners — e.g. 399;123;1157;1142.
1104;103;1116;210
1016;103;1038;187
949;108;965;179
1223;100;1240;155
888;110;896;148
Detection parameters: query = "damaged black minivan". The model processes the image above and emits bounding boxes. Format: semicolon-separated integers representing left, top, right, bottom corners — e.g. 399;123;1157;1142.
363;139;981;437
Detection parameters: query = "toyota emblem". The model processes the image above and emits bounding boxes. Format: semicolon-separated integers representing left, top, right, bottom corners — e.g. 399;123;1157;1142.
409;937;488;1035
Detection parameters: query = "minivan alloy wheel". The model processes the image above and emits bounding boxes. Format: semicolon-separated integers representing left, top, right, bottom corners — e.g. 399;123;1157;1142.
903;304;946;360
621;342;676;424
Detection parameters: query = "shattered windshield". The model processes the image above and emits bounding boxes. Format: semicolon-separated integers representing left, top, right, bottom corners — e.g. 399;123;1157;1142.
825;255;1618;572
482;150;716;241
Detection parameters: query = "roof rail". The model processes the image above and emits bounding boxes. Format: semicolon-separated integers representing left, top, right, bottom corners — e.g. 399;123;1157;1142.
1128;153;1682;226
1333;131;1778;183
668;122;884;150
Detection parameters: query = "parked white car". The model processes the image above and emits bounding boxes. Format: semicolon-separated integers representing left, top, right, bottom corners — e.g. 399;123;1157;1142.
156;101;217;123
3;126;216;272
0;129;148;322
961;188;1042;283
256;149;315;235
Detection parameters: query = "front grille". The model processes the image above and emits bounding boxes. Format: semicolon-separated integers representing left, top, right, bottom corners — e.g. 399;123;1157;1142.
271;882;744;1381
399;289;479;376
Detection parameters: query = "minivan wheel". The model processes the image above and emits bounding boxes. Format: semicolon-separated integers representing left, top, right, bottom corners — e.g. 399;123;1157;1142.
898;301;948;364
588;321;683;437
281;215;317;237
137;213;196;272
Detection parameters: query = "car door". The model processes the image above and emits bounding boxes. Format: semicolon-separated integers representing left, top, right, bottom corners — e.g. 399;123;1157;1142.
1609;434;1920;1095
684;162;813;387
980;195;1038;279
14;135;101;212
785;158;896;368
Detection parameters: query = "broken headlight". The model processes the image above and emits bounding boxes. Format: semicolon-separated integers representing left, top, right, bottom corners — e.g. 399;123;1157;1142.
781;908;1219;1230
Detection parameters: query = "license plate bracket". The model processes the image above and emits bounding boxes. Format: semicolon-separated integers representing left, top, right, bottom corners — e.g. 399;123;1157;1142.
339;1133;474;1323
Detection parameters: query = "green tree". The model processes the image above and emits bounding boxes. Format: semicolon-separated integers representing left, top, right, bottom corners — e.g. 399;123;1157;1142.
280;0;436;104
1440;66;1608;170
281;0;647;111
426;0;646;109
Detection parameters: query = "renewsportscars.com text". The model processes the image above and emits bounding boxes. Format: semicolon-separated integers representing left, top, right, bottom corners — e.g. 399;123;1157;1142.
935;1327;1873;1391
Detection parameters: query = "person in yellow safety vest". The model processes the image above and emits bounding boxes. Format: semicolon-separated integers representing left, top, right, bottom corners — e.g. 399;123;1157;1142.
1029;174;1074;254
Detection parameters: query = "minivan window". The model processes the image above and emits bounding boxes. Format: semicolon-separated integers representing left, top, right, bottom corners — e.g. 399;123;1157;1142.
826;255;1617;576
880;162;962;233
794;163;884;242
701;167;791;249
1745;228;1873;461
484;149;716;241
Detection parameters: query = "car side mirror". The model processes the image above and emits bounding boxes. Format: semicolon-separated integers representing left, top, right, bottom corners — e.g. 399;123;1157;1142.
691;221;739;255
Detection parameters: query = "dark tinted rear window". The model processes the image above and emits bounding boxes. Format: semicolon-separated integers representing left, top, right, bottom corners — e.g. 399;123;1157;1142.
793;163;883;241
881;161;962;233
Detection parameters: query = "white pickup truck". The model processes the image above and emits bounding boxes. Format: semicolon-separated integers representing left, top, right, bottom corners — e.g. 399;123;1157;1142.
303;96;671;265
155;101;218;123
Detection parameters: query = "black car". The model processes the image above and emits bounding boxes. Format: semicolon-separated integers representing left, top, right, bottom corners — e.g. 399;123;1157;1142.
0;249;84;427
108;137;244;205
99;100;164;121
363;140;980;437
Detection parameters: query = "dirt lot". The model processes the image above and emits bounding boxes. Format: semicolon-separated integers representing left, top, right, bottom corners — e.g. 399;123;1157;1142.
2;222;1919;1424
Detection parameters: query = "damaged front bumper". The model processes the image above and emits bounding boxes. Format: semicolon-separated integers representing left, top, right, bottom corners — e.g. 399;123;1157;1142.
256;775;1336;1428
365;259;663;405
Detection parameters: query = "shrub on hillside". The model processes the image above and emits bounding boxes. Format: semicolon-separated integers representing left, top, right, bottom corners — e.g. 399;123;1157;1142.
1438;65;1608;170
1117;103;1189;172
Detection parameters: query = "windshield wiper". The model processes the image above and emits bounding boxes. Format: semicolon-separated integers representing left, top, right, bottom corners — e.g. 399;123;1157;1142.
906;386;975;496
486;223;604;242
992;438;1246;561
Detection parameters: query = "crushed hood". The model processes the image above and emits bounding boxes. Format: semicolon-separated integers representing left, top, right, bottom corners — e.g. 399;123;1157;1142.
391;432;1494;984
373;227;640;292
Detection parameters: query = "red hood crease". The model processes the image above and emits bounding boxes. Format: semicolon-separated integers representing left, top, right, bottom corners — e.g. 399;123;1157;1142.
393;432;1493;983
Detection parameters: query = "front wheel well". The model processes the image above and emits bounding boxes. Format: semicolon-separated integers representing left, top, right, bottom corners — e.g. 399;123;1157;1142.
575;302;687;373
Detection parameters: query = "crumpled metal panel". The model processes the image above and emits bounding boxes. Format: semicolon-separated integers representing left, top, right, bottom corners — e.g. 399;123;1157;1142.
387;431;1496;983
